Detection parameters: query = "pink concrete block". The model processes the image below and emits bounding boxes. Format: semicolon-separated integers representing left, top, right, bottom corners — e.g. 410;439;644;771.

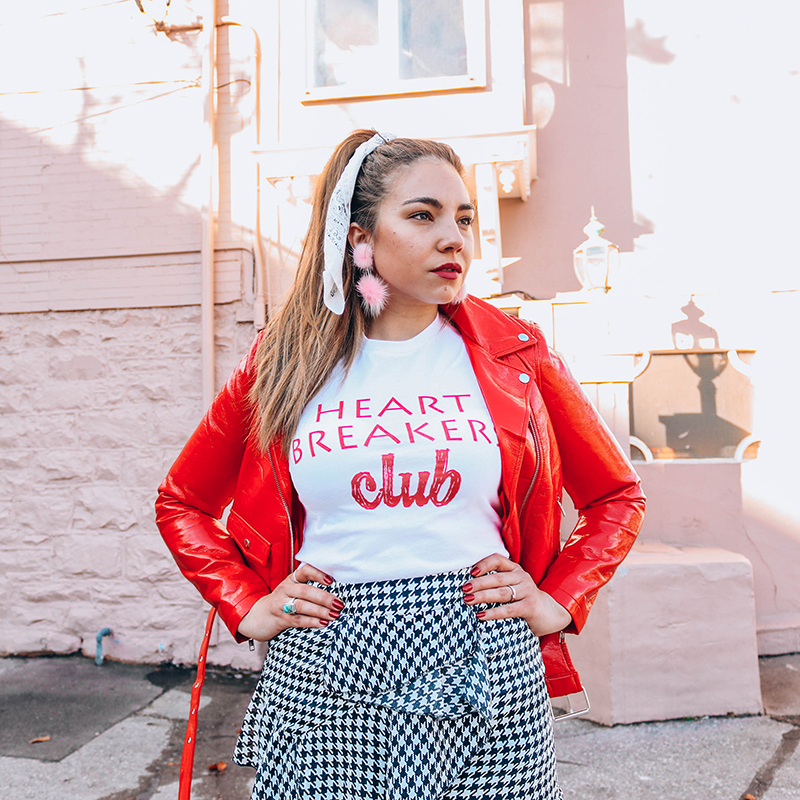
567;542;763;725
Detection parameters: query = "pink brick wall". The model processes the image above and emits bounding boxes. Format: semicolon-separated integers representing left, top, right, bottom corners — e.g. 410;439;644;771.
0;304;264;668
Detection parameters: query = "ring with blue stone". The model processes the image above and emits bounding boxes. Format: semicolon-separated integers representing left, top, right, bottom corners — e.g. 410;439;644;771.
283;597;298;615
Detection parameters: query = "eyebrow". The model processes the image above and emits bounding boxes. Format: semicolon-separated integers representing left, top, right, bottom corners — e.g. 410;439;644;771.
401;196;475;212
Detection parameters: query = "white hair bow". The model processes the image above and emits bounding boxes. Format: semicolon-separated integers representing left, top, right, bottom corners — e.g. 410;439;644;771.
322;132;396;315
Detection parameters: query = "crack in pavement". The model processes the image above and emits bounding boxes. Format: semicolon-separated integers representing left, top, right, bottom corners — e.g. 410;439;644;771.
739;717;800;799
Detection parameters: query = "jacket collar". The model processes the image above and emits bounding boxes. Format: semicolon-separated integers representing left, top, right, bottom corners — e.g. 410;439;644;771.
440;296;537;361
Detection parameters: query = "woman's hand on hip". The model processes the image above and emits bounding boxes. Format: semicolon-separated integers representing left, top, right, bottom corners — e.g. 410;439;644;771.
462;553;572;637
236;563;344;642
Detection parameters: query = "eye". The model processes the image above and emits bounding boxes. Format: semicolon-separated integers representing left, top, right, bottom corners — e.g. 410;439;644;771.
410;210;433;221
458;215;474;227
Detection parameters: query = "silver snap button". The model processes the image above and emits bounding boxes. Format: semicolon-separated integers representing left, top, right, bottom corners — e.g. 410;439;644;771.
518;373;531;384
517;333;530;342
244;538;251;549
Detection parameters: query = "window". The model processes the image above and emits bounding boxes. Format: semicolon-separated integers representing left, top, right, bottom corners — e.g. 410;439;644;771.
305;0;487;102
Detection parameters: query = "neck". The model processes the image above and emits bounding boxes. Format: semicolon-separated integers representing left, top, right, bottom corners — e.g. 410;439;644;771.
366;304;440;341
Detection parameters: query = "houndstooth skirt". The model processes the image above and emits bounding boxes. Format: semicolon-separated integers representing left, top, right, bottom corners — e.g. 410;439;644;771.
232;568;563;800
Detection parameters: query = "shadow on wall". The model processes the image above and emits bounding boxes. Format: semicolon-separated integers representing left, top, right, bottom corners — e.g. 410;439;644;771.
502;1;674;298
0;84;203;268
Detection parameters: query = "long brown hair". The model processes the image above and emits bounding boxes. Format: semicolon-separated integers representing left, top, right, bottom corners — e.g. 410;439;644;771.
250;130;466;452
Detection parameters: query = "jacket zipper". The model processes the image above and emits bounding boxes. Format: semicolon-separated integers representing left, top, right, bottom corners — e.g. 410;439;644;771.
267;444;295;573
519;417;541;521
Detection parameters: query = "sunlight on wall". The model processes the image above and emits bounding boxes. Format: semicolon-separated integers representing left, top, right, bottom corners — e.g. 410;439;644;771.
624;0;800;295
0;2;206;199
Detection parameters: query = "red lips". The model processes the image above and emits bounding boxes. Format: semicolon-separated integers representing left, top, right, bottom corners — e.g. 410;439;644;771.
432;263;462;279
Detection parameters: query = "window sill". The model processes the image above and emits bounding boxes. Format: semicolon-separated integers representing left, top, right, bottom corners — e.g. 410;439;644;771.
301;74;487;105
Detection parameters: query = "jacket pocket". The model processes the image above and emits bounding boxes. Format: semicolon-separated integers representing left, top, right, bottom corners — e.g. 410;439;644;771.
227;510;272;568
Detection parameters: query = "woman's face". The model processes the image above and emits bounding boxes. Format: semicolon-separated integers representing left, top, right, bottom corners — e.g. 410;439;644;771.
352;158;475;312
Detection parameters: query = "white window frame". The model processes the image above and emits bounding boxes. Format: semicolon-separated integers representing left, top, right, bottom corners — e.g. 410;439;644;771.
303;0;487;103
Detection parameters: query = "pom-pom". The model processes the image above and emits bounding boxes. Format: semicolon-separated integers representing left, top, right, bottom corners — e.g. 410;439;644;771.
356;272;389;316
452;284;469;305
352;242;374;271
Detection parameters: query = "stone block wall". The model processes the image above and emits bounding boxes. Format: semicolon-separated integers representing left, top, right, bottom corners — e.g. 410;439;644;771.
0;303;265;670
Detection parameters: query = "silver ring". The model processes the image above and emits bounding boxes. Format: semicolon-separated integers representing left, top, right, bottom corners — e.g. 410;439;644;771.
508;585;517;602
290;569;300;584
282;597;298;615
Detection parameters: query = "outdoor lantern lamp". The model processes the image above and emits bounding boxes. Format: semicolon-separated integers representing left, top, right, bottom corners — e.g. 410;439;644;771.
573;207;619;293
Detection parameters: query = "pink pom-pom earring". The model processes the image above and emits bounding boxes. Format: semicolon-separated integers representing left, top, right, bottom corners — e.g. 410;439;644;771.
352;242;374;271
356;272;389;316
351;241;389;316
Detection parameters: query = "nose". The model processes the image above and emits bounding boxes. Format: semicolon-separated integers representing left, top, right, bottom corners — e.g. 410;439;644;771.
438;218;466;252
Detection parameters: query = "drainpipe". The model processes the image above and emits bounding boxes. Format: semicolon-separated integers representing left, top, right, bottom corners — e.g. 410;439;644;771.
217;17;267;330
201;0;218;409
95;627;113;666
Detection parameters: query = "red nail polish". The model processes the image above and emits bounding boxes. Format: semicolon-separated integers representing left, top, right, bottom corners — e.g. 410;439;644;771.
321;619;329;626
463;594;475;603
324;574;334;583
332;599;345;610
330;610;341;618
471;566;481;577
476;611;486;619
462;582;473;593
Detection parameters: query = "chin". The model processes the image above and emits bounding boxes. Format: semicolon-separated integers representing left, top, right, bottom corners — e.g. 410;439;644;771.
444;284;467;305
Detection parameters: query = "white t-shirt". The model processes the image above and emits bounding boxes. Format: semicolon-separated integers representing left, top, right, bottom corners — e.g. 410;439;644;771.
289;315;507;584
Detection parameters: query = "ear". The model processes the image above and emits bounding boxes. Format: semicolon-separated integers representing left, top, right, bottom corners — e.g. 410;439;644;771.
348;223;370;250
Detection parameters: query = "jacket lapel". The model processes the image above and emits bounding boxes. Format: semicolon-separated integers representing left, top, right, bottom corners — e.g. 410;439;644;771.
443;299;537;509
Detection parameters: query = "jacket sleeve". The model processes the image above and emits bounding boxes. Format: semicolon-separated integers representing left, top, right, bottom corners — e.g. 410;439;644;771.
155;333;271;640
534;344;646;633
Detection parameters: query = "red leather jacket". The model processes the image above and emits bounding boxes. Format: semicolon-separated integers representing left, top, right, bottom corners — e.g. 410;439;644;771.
156;297;645;674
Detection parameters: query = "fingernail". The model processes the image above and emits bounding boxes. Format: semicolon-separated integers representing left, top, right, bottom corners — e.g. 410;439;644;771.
330;610;341;618
320;619;329;626
462;582;473;593
332;599;345;610
471;566;481;577
463;594;475;604
476;611;486;619
324;574;334;584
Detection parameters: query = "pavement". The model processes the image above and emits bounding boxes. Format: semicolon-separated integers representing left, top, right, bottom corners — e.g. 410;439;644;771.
0;652;798;800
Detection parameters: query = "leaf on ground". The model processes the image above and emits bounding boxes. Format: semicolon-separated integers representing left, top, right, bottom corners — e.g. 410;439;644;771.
208;762;227;772
29;736;51;744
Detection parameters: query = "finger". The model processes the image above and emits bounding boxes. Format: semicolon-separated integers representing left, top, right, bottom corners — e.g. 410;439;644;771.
293;562;334;585
283;613;333;629
462;567;526;595
285;583;345;614
470;552;517;577
474;603;522;623
280;594;343;622
463;583;520;607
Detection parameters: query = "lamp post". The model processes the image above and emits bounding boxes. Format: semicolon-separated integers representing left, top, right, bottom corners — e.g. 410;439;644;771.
573;207;619;293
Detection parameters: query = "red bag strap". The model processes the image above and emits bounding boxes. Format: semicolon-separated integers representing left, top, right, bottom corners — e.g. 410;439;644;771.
179;607;217;800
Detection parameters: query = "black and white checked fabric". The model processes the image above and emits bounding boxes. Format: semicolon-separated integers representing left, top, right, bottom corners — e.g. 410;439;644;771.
233;569;563;800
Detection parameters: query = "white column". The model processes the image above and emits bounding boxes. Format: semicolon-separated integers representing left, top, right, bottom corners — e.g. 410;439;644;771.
468;162;503;297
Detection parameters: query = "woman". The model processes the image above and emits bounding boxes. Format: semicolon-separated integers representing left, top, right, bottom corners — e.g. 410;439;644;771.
156;130;645;800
